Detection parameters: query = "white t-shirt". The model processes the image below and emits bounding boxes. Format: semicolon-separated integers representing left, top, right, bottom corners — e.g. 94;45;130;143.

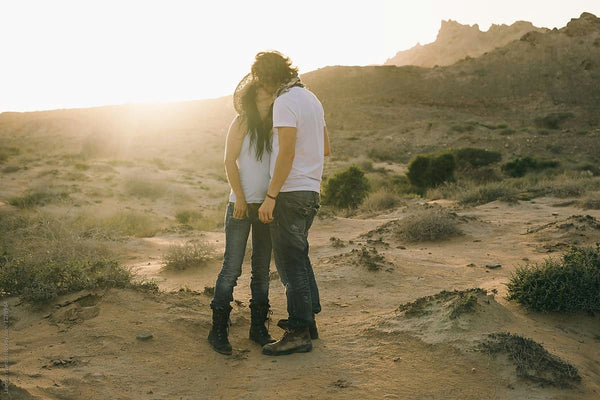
271;86;326;193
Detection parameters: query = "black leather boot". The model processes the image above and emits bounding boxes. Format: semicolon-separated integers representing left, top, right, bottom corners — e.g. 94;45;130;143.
249;304;276;346
208;307;232;355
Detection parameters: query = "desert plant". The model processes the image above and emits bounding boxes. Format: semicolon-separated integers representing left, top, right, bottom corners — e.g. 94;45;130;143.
360;188;402;213
453;148;502;169
534;112;574;130
322;166;370;209
396;208;462;242
458;181;519;206
407;153;456;191
580;192;600;209
501;157;559;178
506;245;600;312
9;188;70;209
0;211;157;302
162;241;212;271
100;211;161;238
124;177;168;199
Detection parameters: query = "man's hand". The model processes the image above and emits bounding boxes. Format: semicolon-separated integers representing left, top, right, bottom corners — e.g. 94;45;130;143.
233;200;248;219
258;197;276;224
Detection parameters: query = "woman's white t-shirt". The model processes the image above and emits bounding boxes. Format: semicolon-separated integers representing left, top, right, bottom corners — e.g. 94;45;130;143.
229;132;270;204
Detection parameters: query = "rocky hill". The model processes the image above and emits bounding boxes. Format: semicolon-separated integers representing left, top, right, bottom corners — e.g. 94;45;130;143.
1;13;599;166
385;19;547;67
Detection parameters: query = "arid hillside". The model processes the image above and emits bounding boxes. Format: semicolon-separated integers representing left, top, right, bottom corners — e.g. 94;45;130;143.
385;19;546;67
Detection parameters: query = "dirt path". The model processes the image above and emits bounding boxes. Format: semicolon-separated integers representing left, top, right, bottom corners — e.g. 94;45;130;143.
7;198;600;399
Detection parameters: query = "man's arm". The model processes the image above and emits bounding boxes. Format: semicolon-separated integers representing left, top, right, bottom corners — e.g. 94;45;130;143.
224;116;248;218
324;126;331;157
258;126;296;223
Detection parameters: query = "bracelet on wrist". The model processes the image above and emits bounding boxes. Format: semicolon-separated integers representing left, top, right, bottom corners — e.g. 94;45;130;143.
266;193;277;200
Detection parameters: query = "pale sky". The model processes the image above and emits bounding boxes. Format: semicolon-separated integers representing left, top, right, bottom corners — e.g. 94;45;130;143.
1;0;598;112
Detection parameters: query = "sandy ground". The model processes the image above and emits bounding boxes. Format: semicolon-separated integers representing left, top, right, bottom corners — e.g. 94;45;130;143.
6;197;600;399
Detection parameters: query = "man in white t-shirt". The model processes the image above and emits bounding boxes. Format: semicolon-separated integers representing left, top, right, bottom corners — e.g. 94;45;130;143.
253;51;331;356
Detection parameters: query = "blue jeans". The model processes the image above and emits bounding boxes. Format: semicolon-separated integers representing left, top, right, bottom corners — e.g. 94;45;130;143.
270;191;321;328
210;202;272;310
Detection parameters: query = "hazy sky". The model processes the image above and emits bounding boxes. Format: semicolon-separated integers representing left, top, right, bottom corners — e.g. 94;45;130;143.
1;0;598;112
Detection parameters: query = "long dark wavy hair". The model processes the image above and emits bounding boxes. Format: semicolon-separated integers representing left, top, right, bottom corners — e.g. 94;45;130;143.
240;83;272;162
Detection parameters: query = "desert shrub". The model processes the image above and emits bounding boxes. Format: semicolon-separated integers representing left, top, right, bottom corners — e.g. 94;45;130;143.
502;157;559;178
576;164;600;176
1;165;20;173
449;121;476;133
458;181;519;206
0;147;20;164
9;188;70;209
367;146;404;163
322;166;370;209
524;174;600;198
534;112;574;130
124;177;168;199
360;188;402;213
0;211;156;302
580;192;600;209
175;207;224;231
396;208;462;242
162;241;212;271
506;245;600;312
407;153;456;191
453;148;502;168
499;128;516;136
100;211;161;237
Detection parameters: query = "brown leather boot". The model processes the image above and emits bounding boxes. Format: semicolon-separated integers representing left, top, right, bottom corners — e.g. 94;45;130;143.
261;326;312;356
277;314;318;339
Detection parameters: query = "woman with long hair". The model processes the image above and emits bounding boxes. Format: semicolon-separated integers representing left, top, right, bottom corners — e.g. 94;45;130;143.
207;74;276;355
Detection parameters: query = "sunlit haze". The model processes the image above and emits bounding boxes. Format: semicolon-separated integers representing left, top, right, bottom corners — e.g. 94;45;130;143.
1;0;599;112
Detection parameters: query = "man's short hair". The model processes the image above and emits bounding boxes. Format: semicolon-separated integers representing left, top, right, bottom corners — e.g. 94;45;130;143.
251;51;299;88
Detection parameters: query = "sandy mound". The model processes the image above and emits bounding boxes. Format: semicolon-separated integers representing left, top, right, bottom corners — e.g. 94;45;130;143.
322;246;395;271
369;289;513;346
365;289;583;388
479;332;581;388
526;214;600;252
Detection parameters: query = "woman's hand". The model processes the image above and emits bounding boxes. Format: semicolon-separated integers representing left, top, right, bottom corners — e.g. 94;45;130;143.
233;200;248;219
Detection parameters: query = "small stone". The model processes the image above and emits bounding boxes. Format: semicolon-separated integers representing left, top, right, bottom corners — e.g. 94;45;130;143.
136;332;153;341
393;357;401;362
485;264;502;269
466;263;477;268
471;368;476;373
552;212;559;216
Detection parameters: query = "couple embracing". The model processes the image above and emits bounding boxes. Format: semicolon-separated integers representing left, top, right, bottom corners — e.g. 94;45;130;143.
208;51;331;356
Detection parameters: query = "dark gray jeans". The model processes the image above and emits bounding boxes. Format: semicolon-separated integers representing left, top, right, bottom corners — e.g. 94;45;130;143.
270;191;321;328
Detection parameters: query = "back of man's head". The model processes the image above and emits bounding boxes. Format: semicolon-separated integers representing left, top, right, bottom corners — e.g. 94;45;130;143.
251;51;298;89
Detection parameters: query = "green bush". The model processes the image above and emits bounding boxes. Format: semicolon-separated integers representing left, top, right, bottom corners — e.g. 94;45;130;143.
407;153;456;190
507;245;600;312
453;148;502;168
502;157;559;178
534;112;574;130
322;166;370;209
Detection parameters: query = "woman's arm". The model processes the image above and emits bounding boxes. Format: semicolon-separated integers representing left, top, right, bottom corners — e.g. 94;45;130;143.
324;126;331;157
224;115;248;218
